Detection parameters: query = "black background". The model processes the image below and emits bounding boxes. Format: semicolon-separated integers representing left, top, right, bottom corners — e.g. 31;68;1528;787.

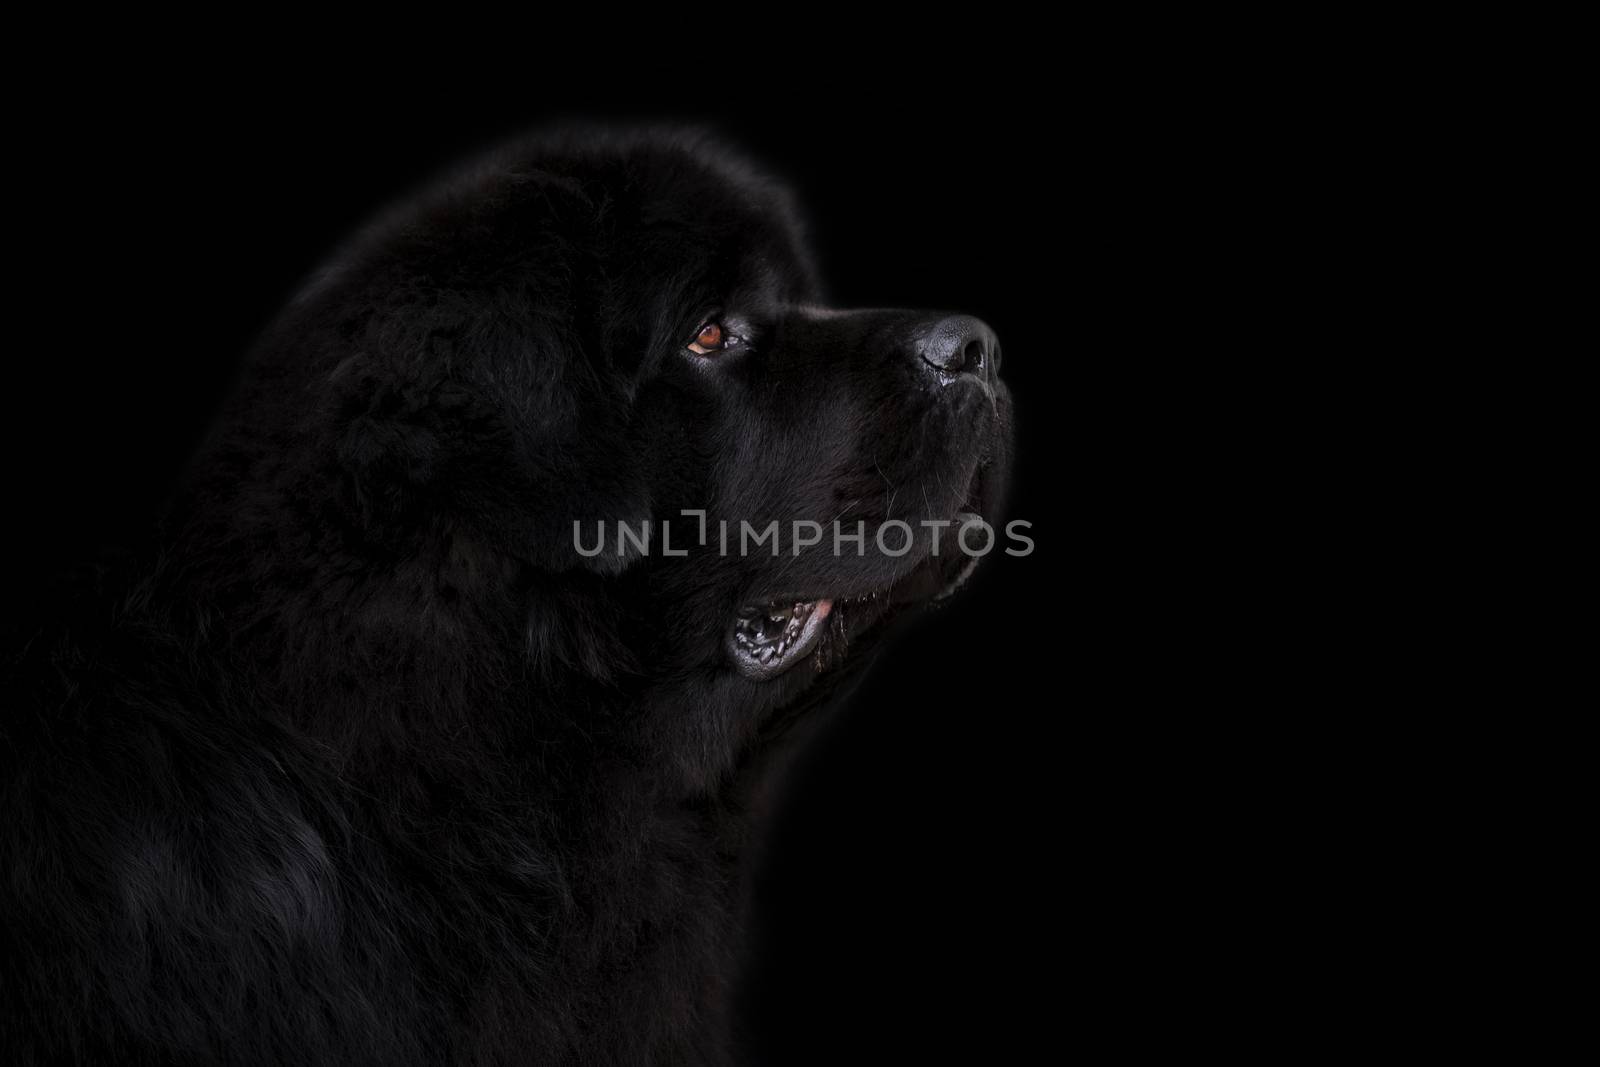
8;78;1262;1059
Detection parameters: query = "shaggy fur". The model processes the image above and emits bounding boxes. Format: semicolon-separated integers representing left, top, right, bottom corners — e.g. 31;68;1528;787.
1;126;1012;1065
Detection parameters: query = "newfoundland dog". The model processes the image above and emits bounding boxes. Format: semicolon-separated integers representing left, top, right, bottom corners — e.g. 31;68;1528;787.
1;126;1013;1064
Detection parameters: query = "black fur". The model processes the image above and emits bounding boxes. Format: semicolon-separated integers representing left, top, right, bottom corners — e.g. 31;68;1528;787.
2;126;1012;1065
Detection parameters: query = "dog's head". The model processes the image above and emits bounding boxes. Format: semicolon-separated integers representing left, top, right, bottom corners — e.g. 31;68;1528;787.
209;127;1012;759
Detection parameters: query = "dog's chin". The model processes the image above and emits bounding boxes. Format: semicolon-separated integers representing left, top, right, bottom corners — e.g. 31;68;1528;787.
726;510;990;682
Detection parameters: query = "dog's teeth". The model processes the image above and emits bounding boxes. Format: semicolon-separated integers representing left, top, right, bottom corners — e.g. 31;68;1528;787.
759;647;775;662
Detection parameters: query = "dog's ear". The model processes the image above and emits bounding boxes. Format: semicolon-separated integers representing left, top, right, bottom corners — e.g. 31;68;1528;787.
328;351;653;574
490;359;657;577
331;359;443;533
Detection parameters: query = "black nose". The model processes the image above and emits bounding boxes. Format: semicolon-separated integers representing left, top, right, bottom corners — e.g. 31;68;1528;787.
917;315;1001;380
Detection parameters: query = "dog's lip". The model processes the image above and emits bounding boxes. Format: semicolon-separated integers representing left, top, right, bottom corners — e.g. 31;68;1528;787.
728;598;835;681
727;511;988;682
729;455;994;682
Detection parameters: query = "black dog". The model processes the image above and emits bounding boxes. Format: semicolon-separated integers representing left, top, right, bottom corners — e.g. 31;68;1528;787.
1;126;1013;1064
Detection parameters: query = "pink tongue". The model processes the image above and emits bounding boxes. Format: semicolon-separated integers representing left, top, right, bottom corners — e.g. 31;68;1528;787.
811;598;833;623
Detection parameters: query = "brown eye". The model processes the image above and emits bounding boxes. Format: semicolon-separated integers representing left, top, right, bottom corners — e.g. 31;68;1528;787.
688;321;727;355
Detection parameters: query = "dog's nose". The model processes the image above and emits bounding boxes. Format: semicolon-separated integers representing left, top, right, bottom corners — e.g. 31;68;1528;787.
917;315;1001;380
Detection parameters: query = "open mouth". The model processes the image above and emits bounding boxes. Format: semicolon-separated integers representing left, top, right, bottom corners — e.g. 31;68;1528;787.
727;510;988;681
730;597;837;681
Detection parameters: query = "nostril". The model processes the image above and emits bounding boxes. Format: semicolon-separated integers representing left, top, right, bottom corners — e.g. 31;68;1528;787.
915;314;1000;381
915;315;998;382
961;338;986;374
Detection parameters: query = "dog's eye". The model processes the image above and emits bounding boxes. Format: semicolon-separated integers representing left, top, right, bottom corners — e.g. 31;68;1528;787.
687;320;734;356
